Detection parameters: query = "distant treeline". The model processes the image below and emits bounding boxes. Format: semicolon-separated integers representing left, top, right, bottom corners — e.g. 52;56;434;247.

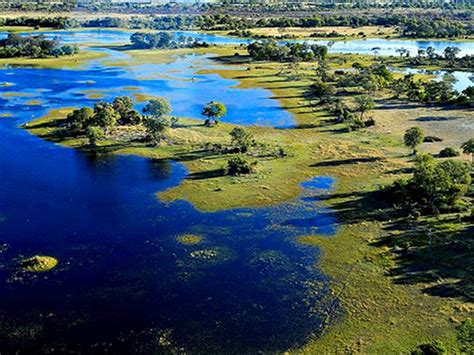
0;16;74;29
247;40;328;62
1;14;472;39
129;32;210;49
0;34;78;58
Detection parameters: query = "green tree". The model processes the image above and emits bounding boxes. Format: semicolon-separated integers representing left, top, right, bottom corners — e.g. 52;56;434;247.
443;46;461;66
308;79;335;104
355;95;375;120
92;102;119;132
113;96;135;123
142;98;171;119
226;155;256;175
86;126;104;148
461;138;474;165
144;117;169;146
67;107;94;131
404;126;424;155
202;101;227;126
411;154;471;214
230;127;253;153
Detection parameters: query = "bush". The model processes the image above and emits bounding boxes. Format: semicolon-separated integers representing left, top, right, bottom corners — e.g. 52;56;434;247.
347;118;365;131
412;341;447;355
386;154;471;215
438;147;460;157
226;156;257;175
365;117;376;127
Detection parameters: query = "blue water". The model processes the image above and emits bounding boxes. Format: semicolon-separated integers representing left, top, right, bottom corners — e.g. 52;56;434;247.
0;31;342;351
1;28;471;92
2;28;472;57
0;52;294;127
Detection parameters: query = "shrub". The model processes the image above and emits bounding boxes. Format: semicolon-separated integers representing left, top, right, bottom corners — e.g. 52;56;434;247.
438;147;460;157
412;341;447;355
226;156;257;175
365;117;376;127
386;154;471;215
230;127;253;153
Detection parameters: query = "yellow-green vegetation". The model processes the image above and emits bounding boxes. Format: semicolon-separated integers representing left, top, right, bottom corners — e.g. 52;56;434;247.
177;234;203;245
0;113;13;118
133;93;161;102
24;45;473;353
0;82;15;87
19;255;58;272
229;25;398;40
2;92;35;98
0;50;107;69
25;99;42;106
0;26;54;33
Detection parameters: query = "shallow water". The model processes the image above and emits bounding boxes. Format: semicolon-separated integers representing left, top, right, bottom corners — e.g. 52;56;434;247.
0;33;340;352
1;28;471;91
2;28;473;56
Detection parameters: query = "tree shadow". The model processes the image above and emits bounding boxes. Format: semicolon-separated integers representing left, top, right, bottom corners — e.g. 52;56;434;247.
375;219;473;301
414;116;460;122
318;180;473;301
311;157;385;167
186;168;225;180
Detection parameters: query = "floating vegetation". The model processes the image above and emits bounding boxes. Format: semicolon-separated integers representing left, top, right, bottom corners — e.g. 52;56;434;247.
249;250;293;275
26;100;42;106
190;249;218;260
177;234;203;245
19;255;58;272
122;86;140;91
2;92;35;98
0;82;15;87
0;113;12;118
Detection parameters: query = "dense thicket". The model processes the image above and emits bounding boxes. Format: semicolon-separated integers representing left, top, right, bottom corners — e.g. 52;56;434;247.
0;33;78;58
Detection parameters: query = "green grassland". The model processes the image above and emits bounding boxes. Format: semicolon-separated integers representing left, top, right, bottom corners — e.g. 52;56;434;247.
23;45;473;353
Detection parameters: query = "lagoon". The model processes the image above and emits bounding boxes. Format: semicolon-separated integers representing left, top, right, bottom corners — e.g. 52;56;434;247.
0;32;338;351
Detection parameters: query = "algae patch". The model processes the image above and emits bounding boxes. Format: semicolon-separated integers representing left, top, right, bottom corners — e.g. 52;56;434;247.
19;255;58;272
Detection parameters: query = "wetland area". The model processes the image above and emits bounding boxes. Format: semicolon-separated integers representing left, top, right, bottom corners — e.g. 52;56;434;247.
0;25;473;353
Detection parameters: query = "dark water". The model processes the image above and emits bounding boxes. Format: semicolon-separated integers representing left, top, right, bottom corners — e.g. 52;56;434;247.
0;44;339;352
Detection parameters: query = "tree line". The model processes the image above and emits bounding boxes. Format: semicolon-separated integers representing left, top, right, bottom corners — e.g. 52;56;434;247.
247;40;328;62
129;32;209;50
0;33;78;59
2;14;472;39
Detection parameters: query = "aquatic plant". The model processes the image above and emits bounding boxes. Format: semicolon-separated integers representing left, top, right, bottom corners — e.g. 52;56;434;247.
177;234;203;245
19;255;58;272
